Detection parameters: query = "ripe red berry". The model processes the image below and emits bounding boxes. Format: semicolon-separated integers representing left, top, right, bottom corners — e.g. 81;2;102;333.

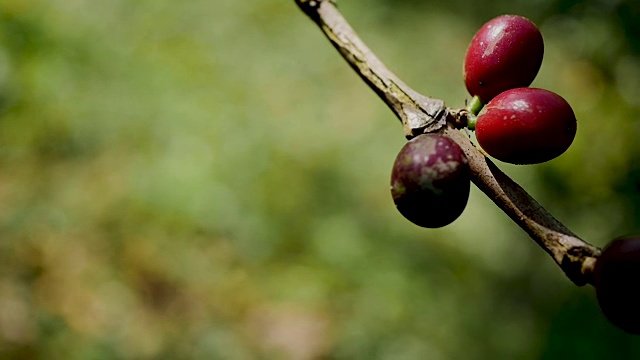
594;236;640;334
464;15;544;103
390;134;470;228
475;88;577;165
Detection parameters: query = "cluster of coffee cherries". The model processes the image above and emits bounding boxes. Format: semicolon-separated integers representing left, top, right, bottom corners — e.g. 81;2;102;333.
391;14;574;229
389;15;640;334
464;15;576;165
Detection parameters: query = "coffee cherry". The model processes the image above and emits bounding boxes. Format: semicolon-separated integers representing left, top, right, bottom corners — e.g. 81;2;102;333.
475;88;577;165
464;15;544;103
594;237;640;334
390;134;470;228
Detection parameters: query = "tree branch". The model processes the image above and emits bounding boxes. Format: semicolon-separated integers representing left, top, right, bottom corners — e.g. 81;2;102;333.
296;0;447;138
294;0;600;286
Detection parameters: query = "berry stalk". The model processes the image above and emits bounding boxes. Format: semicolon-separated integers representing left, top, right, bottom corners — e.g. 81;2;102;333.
466;95;484;116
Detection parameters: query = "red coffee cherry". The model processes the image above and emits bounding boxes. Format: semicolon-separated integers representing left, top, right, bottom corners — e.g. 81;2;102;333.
464;15;544;103
475;88;577;165
594;236;640;334
390;134;470;228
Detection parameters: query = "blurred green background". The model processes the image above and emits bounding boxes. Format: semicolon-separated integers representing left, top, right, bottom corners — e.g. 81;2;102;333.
0;0;639;358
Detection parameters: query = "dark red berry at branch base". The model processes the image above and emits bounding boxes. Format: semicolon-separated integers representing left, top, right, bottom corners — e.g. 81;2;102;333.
390;134;470;228
475;88;576;165
464;14;544;103
594;236;640;334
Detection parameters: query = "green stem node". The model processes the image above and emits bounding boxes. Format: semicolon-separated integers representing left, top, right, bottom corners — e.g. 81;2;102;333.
467;114;478;130
467;95;484;116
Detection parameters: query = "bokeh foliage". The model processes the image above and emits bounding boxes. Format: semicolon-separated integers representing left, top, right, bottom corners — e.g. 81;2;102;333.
0;0;639;358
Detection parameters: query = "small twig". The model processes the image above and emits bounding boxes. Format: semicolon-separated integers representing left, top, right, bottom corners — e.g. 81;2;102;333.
294;0;600;286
